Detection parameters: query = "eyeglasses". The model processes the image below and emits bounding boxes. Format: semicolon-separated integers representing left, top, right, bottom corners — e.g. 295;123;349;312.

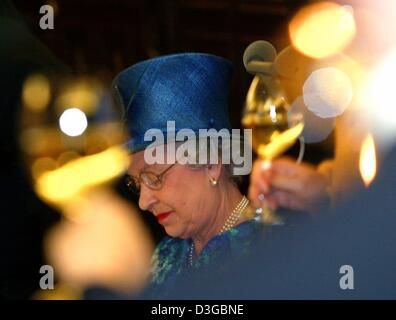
125;163;176;194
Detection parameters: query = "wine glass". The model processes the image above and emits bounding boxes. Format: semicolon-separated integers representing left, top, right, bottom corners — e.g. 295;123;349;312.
242;74;305;225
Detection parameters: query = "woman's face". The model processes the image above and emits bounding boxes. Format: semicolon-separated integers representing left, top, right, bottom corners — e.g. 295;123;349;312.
127;150;219;239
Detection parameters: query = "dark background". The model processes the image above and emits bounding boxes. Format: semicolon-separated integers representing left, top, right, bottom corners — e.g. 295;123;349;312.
2;0;333;299
13;0;304;128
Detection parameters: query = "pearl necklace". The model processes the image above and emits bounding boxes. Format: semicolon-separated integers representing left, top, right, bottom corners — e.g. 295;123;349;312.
188;196;249;267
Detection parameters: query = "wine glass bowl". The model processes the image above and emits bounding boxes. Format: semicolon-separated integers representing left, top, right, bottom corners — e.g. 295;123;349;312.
242;75;291;153
242;74;304;225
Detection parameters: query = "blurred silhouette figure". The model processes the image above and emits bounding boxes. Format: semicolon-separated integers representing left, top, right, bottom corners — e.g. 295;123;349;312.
0;0;65;299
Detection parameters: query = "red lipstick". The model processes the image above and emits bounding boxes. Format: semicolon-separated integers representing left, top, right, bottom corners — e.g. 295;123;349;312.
156;211;174;222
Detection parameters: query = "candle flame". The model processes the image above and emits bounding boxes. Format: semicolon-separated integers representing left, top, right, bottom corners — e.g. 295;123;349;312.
359;134;377;187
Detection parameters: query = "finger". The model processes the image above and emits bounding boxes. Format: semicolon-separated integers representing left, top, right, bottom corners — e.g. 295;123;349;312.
251;175;271;194
252;159;272;178
270;190;306;211
264;194;279;211
248;185;262;208
270;157;299;176
269;172;304;194
248;184;271;208
259;159;272;172
271;157;315;178
251;161;271;193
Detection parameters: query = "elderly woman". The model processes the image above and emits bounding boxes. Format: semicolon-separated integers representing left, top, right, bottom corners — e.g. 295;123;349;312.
112;53;262;298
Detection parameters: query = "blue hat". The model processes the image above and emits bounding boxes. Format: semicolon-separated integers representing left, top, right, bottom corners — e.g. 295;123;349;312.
112;53;233;153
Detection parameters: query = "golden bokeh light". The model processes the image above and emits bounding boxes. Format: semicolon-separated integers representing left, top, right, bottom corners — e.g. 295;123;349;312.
32;283;82;300
44;190;153;294
57;151;81;167
35;146;129;205
289;2;356;59
313;54;365;91
19;128;49;156
31;157;58;180
55;81;101;116
22;74;51;112
359;133;377;187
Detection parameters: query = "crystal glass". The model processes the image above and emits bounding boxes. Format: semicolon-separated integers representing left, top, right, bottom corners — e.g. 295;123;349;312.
243;75;305;225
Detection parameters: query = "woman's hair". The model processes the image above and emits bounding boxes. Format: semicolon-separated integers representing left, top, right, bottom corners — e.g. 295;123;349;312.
174;136;245;187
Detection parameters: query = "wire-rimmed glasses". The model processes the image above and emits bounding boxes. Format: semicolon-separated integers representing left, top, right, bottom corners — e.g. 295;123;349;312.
125;163;176;194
